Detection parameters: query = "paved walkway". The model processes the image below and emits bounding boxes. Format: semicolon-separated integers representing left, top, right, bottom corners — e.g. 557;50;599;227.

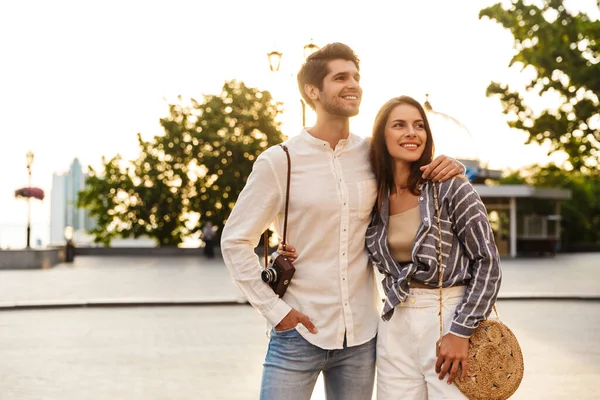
0;252;598;308
0;253;598;399
1;301;598;399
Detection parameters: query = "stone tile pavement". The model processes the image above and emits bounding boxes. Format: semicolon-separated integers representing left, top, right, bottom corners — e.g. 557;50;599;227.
0;252;598;399
0;301;598;399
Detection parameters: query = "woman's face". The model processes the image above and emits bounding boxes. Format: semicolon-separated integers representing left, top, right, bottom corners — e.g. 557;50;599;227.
384;103;428;165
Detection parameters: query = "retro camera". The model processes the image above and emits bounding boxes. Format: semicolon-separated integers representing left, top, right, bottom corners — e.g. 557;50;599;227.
261;251;295;297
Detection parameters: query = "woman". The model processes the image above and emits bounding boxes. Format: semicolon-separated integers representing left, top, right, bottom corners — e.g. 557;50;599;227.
279;95;501;399
366;95;501;399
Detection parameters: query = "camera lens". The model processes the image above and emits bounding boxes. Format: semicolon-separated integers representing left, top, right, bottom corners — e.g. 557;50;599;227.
261;268;278;283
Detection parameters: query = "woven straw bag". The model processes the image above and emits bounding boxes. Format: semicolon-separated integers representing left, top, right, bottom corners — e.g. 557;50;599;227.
432;183;524;400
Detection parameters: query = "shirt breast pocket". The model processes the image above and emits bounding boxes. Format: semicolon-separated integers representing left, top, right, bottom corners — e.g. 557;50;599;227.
427;218;455;266
356;179;377;220
437;218;455;243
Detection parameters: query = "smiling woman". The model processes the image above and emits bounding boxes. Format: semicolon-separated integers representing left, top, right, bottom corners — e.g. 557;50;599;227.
366;95;502;400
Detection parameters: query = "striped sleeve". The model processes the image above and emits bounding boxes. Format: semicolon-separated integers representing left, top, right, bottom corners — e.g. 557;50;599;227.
445;179;502;337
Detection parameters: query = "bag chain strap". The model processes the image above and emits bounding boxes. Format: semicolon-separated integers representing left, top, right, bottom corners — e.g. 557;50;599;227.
433;183;445;342
263;145;291;267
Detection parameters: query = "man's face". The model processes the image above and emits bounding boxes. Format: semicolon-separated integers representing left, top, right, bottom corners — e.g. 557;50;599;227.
316;59;362;118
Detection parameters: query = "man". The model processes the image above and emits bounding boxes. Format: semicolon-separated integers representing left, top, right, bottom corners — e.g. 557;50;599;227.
220;43;463;400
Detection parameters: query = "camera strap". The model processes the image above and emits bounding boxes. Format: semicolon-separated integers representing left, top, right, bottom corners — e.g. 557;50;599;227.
263;144;291;268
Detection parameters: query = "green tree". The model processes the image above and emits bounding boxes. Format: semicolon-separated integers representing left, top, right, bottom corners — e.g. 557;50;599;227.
480;0;600;171
79;80;284;246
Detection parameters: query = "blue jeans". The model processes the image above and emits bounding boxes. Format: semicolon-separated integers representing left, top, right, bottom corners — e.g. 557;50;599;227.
260;328;376;400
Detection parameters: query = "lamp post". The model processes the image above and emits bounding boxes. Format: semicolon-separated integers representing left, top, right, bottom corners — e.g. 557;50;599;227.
25;150;34;248
64;225;75;262
267;39;320;127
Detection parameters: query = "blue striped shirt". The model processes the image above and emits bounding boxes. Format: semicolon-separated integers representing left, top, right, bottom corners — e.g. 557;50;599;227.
365;177;502;337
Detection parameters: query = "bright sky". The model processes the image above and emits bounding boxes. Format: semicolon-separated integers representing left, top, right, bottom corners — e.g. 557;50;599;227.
1;0;598;246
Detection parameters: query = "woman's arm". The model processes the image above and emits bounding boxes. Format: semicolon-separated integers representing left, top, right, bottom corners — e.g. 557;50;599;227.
435;179;502;383
446;179;502;337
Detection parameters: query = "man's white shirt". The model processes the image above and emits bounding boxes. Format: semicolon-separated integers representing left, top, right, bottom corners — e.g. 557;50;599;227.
220;129;379;350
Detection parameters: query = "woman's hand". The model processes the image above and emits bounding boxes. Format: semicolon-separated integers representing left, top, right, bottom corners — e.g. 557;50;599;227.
435;333;469;384
276;242;298;261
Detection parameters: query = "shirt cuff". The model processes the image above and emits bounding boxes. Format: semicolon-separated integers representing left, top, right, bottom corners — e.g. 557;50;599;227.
449;320;476;338
264;299;292;327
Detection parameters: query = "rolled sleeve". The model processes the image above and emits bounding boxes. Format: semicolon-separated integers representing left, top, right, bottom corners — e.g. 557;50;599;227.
449;320;476;338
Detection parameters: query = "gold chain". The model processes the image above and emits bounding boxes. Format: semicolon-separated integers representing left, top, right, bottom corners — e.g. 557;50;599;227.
433;183;444;341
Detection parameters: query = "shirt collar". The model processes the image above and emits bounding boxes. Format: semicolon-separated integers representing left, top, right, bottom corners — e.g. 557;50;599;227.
299;128;352;150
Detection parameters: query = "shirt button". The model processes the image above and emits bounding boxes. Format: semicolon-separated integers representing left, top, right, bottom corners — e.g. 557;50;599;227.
411;298;416;304
419;197;423;201
424;217;429;222
342;252;345;256
344;202;347;206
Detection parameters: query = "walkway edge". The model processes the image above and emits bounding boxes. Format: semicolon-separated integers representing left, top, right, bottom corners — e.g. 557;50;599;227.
0;298;250;311
1;294;600;310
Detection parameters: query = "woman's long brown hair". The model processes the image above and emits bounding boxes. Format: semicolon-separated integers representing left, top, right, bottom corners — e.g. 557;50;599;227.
369;96;435;219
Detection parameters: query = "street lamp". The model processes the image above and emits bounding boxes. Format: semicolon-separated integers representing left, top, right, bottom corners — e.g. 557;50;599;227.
267;39;320;127
267;50;282;72
303;39;319;59
64;225;75;262
25;150;34;248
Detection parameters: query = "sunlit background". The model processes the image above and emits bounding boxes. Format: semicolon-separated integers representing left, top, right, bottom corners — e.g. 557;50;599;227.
1;0;598;248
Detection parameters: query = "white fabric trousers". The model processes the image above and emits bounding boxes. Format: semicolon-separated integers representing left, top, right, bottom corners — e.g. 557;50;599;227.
377;286;469;400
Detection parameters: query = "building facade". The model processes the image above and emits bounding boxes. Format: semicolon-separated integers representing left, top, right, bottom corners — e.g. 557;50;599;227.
473;184;571;257
49;159;95;245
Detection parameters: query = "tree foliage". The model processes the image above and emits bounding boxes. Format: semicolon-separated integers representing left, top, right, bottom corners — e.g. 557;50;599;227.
480;0;600;171
500;164;600;248
79;80;284;246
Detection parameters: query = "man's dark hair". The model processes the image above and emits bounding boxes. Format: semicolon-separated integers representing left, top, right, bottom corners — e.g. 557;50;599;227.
297;42;360;110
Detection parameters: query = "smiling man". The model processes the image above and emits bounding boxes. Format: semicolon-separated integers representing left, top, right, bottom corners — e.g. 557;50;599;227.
220;43;464;400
